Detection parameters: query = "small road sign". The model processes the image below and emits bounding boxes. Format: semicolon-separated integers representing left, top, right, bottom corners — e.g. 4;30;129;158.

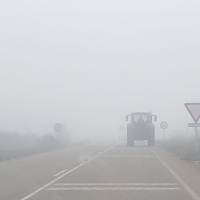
188;123;200;127
160;121;168;140
54;123;63;132
160;121;168;129
184;103;200;123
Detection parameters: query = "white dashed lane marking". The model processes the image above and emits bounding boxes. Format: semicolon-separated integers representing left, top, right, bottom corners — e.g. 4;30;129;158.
47;182;180;191
54;183;178;186
53;170;67;177
20;142;120;200
47;187;181;191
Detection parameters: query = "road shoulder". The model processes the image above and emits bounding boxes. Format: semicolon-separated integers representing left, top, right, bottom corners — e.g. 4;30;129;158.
153;146;200;198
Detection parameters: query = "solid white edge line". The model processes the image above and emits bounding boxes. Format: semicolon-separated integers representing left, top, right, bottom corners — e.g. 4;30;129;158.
53;170;67;177
20;142;120;200
46;187;181;191
150;148;200;200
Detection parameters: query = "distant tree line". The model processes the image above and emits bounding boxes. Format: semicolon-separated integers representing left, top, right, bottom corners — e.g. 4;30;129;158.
0;129;71;162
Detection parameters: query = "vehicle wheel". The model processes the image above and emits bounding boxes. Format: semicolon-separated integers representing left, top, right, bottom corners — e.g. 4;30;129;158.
127;134;134;146
148;132;155;146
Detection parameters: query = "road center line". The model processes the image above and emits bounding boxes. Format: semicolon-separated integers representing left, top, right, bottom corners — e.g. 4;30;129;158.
20;142;120;200
53;170;67;177
151;149;200;200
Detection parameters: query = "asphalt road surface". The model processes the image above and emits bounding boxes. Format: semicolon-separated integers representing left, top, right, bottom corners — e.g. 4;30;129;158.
1;141;200;200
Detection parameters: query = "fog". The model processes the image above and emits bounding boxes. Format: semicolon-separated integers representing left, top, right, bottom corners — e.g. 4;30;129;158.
0;0;200;140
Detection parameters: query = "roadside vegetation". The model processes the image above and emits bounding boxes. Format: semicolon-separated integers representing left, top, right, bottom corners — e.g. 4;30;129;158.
158;130;200;161
0;130;71;162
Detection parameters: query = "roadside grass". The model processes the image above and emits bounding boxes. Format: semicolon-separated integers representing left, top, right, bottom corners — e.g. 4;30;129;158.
157;131;200;161
0;131;71;162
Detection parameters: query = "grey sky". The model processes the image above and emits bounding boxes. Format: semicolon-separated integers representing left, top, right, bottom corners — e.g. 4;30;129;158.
0;0;200;139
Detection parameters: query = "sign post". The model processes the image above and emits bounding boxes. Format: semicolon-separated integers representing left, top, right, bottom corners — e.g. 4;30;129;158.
160;121;168;140
119;126;125;141
185;103;200;152
196;127;198;152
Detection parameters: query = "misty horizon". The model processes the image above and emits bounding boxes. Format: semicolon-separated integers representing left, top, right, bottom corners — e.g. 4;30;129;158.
1;0;200;140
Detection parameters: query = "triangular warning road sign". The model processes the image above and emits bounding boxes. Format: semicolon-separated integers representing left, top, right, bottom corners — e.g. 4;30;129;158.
184;103;200;123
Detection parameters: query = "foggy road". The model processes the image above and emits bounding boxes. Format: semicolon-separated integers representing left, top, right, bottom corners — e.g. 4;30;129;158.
1;141;200;200
1;0;200;199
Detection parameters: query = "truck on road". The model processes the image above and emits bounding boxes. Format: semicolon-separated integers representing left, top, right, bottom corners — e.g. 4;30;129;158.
126;112;157;146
